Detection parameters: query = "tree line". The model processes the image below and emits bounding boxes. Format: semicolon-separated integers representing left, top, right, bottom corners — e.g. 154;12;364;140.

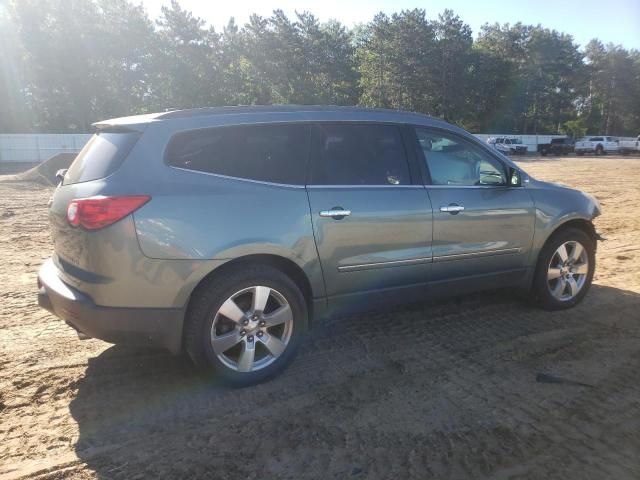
1;0;639;136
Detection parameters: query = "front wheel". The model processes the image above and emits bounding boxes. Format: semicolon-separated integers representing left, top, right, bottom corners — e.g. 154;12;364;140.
184;265;308;385
531;228;595;310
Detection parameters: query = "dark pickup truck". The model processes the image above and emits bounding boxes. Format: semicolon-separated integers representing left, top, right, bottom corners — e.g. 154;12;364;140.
537;138;574;156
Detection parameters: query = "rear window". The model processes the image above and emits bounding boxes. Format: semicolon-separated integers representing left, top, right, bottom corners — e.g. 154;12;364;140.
165;124;310;185
64;132;140;184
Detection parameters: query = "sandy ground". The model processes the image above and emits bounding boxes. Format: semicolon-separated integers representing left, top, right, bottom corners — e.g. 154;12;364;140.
0;156;639;479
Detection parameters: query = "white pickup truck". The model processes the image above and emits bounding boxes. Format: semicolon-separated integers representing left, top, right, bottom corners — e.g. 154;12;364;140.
619;135;640;155
574;136;619;155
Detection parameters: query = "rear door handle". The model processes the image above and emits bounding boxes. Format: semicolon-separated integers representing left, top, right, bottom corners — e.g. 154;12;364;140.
319;208;351;219
440;204;464;214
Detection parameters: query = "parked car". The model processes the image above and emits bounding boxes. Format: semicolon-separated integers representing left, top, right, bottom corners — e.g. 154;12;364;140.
574;136;619;155
619;135;640;155
537;137;574;156
38;106;601;385
486;136;528;155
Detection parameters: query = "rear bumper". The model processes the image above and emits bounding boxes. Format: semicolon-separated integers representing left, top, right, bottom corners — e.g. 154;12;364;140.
37;258;184;354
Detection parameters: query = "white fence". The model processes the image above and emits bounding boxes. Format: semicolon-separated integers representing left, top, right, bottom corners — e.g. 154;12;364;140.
0;134;92;162
474;134;568;152
0;132;584;163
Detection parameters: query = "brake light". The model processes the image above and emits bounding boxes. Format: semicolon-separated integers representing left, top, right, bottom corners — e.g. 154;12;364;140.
67;195;151;230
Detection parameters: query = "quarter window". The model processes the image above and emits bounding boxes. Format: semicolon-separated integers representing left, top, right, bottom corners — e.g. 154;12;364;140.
414;128;507;186
165;124;310;185
310;124;411;185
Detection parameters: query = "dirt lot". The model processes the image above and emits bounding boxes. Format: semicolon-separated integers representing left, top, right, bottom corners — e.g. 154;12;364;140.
1;156;639;479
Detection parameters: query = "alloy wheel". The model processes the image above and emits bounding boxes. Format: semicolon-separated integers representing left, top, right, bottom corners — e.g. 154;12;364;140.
210;286;293;372
547;241;589;301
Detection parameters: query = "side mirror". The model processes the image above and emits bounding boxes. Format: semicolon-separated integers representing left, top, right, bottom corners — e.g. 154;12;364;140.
479;173;505;185
509;168;521;187
55;169;68;185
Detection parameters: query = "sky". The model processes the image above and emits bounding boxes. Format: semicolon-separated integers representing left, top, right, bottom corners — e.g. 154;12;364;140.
139;0;640;49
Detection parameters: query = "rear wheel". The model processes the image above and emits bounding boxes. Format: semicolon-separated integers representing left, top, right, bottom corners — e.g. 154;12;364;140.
595;145;604;155
185;265;308;385
531;228;595;310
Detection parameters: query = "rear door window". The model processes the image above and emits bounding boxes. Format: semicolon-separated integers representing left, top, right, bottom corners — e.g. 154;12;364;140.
64;132;140;184
310;123;411;185
166;124;310;185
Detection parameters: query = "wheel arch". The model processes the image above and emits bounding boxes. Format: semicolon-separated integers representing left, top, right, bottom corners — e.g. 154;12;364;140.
529;218;597;308
183;253;315;331
546;218;597;247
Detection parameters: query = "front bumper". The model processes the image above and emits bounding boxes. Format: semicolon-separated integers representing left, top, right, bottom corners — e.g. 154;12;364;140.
37;258;184;354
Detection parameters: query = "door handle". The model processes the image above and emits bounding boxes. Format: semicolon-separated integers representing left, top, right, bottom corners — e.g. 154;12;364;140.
440;204;464;214
319;208;351;219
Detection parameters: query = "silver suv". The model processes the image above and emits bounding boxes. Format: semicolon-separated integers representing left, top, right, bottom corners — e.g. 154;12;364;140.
38;106;601;385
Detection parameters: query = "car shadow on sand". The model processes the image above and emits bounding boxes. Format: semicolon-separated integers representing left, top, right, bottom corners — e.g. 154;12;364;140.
69;284;640;478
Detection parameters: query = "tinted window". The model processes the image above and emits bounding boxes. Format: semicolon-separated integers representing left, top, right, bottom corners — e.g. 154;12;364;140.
415;128;507;186
65;132;139;184
166;124;310;185
590;137;603;142
310;124;410;185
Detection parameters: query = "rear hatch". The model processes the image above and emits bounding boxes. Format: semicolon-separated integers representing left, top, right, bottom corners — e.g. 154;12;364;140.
49;129;141;275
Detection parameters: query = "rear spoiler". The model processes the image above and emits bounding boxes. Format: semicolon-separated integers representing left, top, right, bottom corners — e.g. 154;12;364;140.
92;112;162;132
91;123;147;134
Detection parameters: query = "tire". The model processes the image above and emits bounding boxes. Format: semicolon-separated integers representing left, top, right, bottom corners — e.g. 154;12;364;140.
184;264;308;386
595;145;604;155
576;151;584;156
531;227;595;310
540;148;547;156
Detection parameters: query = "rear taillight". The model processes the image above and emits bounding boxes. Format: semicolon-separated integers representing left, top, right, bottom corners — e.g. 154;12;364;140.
67;195;151;230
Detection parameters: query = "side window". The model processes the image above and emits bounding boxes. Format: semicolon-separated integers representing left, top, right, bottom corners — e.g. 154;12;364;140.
310;124;411;185
590;137;603;142
414;128;507;186
165;124;310;185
